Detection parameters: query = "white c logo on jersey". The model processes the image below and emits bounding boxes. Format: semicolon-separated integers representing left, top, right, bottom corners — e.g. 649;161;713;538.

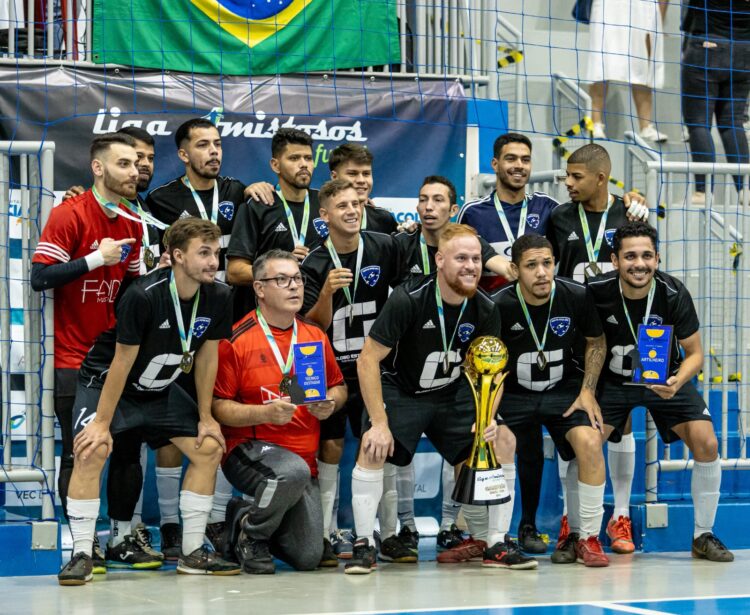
516;349;565;391
609;344;635;377
419;350;462;389
332;301;377;353
137;353;185;390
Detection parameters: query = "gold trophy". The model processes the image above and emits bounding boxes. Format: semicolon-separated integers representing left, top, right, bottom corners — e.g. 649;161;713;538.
452;336;512;505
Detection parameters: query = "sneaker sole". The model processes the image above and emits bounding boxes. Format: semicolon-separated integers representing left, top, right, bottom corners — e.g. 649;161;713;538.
92;565;107;575
576;556;610;567
609;541;635;554
482;560;539;570
58;575;93;586
176;564;241;575
378;553;417;563
550;553;576;564
241;564;276;575
319;560;339;568
105;561;164;570
691;548;734;563
335;553;353;560
344;565;374;575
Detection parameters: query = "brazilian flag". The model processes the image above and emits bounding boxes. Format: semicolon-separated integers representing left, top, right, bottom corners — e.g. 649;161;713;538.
92;0;400;76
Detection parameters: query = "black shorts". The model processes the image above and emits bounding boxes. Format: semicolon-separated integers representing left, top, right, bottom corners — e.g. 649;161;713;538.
363;381;477;467
599;379;711;444
72;380;199;449
499;381;592;462
320;379;364;441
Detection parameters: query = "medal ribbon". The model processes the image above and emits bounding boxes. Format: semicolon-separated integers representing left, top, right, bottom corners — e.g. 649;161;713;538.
169;271;200;358
434;281;467;367
493;193;527;242
325;235;364;309
619;278;656;344
361;206;368;230
419;235;432;274
578;194;613;263
515;281;556;358
183;176;218;224
255;308;297;376
277;189;310;247
92;186;166;228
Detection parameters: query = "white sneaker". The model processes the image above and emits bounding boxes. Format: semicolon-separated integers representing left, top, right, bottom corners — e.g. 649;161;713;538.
639;123;668;143
592;122;607;139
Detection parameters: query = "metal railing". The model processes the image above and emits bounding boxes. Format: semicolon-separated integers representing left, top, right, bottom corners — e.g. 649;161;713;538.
551;72;592;169
472;169;567;203
0;140;56;520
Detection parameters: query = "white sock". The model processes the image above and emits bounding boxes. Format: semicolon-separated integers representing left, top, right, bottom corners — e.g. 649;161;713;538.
180;490;213;555
351;465;383;545
608;434;635;519
209;467;233;524
67;498;99;556
110;519;131;547
486;463;516;546
317;460;338;538
396;463;417;531
462;504;489;541
377;463;398;539
440;462;460;531
156;466;182;526
692;457;721;538
558;457;570;516
330;472;340;532
132;443;148;526
578;481;605;539
565;459;580;533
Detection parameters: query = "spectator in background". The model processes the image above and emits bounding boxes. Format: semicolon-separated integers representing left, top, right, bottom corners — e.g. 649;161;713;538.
585;0;669;142
681;0;750;204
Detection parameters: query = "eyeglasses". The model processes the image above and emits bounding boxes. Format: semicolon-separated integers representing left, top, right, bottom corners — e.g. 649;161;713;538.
257;273;307;288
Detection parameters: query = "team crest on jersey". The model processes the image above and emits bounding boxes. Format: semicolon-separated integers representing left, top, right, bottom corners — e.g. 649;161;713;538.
646;314;663;326
526;213;540;229
120;244;132;262
457;323;475;343
218;201;235;221
604;229;616;248
550;317;571;337
361;266;381;287
193;317;212;338
313;218;329;238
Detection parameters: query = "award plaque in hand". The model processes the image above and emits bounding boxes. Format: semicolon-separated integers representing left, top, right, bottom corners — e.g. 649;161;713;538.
625;324;674;386
452;336;512;505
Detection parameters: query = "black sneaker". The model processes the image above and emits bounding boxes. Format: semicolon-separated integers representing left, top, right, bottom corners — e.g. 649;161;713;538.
691;532;734;563
235;530;275;574
105;534;163;569
398;525;420;555
205;521;227;554
160;523;182;561
223;496;253;563
177;545;241;575
92;535;107;574
320;538;338;567
518;524;548;554
345;538;377;574
379;534;417;563
551;531;580;564
483;537;539;570
133;523;165;561
437;524;465;552
58;552;93;586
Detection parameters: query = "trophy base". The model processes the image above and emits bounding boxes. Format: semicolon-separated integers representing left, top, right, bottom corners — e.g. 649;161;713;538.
452;465;511;505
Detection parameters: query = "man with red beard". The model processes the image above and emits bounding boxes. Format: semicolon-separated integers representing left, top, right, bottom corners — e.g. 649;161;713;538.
344;224;531;574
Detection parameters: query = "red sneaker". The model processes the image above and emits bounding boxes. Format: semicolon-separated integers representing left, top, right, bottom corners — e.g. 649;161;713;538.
436;538;487;563
556;515;570;549
606;516;635;554
575;535;610;567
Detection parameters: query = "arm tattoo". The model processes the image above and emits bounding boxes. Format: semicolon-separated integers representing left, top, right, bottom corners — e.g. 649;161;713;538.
583;334;606;391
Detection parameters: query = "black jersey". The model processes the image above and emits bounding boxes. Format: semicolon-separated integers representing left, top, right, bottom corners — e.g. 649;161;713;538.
368;274;500;395
588;270;700;384
301;231;407;380
394;228;498;277
79;267;232;397
227;189;325;262
362;205;398;235
491;277;603;393
546;196;629;282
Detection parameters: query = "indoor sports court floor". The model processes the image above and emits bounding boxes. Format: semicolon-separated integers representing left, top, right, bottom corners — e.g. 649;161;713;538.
2;541;748;615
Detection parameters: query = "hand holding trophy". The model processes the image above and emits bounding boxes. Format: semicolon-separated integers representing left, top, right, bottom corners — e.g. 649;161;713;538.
452;335;512;505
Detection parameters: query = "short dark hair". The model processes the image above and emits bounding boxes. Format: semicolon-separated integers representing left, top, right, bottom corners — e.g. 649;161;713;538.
613;220;658;254
567;143;611;173
253;249;299;282
328;143;373;173
421;175;457;205
165;217;221;257
271;128;313;158
493;132;532;159
175;118;218;149
511;233;554;265
319;179;357;208
90;133;136;161
117;126;155;147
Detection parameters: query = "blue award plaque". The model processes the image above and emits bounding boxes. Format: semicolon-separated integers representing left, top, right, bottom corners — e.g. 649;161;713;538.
292;341;328;403
628;324;673;385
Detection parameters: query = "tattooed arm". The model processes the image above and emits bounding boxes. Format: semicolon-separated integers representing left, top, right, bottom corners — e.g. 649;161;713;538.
563;334;606;432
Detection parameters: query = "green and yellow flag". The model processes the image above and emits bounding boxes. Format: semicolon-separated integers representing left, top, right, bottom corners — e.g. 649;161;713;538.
92;0;400;75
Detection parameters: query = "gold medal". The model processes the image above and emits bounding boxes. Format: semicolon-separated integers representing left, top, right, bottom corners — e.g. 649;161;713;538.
536;351;547;371
280;375;292;395
180;352;194;374
348;304;354;327
443;356;450;373
144;248;155;269
584;262;602;280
